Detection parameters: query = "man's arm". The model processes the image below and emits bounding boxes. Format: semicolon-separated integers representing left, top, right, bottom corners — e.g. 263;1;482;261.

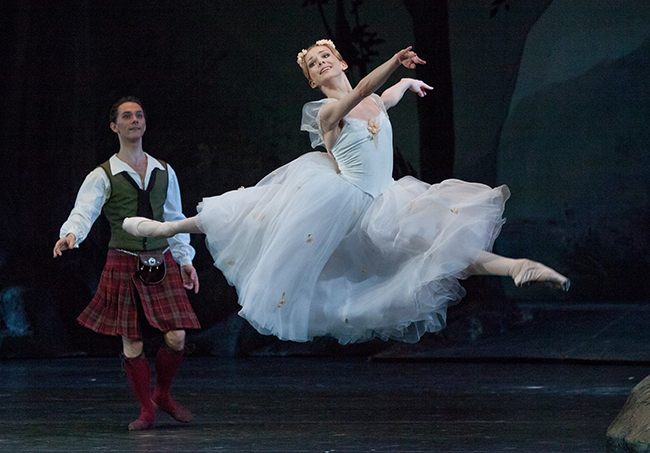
53;168;109;257
163;164;199;293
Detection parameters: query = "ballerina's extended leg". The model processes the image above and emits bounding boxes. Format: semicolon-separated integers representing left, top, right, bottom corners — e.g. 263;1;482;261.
468;252;570;291
122;217;201;238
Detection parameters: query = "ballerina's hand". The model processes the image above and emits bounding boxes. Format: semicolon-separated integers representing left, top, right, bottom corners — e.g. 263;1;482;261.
408;79;434;97
396;46;426;69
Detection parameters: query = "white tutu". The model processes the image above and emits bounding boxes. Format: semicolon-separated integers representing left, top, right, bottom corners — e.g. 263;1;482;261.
196;151;509;344
197;95;509;343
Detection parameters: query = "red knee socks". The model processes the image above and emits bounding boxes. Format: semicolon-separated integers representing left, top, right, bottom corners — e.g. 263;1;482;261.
123;354;155;431
152;345;193;423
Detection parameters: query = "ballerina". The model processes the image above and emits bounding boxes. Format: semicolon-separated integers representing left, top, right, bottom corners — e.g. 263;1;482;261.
124;39;569;345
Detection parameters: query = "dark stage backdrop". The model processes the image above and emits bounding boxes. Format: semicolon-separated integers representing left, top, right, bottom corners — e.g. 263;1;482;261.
1;0;648;358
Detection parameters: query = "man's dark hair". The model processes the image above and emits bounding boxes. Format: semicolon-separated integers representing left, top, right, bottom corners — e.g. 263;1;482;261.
109;96;146;123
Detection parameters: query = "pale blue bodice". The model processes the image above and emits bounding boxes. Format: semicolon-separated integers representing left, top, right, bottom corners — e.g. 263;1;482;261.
301;95;395;198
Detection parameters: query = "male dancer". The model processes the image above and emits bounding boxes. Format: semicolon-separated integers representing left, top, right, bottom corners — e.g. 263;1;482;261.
53;97;201;431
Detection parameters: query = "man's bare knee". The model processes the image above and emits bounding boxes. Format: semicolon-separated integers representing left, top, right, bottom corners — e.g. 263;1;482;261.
164;330;185;351
122;337;144;358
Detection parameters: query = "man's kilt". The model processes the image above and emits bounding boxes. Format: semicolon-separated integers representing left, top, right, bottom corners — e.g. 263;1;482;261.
77;248;201;340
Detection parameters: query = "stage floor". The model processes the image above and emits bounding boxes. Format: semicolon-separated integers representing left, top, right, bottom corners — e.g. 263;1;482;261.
0;357;645;452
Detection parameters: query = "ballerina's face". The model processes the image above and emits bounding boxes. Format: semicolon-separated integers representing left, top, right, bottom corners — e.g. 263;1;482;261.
305;45;348;88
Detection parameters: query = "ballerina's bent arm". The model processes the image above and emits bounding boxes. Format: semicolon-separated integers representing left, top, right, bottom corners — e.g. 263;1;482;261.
307;46;428;150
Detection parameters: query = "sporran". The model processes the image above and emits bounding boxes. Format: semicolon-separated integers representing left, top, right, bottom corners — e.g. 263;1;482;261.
136;252;166;285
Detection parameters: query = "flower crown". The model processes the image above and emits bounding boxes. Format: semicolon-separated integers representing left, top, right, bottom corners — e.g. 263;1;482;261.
296;39;336;66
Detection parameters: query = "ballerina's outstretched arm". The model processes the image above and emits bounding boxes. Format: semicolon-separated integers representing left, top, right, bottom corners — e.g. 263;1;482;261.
319;46;427;131
381;78;433;110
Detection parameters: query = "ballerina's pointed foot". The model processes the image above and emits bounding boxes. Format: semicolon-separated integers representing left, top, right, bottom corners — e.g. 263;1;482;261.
122;217;176;239
512;259;570;292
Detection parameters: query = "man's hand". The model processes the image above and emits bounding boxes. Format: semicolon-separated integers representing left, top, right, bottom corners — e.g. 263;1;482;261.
53;233;76;258
180;265;200;294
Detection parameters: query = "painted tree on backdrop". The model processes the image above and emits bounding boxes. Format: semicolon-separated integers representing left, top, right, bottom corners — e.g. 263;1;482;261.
402;0;455;183
405;0;557;185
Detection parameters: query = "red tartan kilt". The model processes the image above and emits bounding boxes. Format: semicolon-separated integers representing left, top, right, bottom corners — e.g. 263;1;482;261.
78;248;200;340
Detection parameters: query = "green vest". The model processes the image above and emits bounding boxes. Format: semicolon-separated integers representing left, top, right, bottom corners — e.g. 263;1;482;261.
99;159;170;251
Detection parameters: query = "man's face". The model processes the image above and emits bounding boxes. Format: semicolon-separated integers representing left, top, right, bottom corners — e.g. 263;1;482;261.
111;102;146;141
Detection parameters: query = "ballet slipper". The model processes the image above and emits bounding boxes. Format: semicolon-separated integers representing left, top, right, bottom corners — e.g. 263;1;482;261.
122;217;177;238
510;259;570;291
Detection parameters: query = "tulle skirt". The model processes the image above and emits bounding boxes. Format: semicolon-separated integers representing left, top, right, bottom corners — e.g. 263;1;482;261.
197;152;509;344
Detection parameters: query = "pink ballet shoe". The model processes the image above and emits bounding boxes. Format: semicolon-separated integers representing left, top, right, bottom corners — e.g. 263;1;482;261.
511;259;570;292
122;217;176;238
